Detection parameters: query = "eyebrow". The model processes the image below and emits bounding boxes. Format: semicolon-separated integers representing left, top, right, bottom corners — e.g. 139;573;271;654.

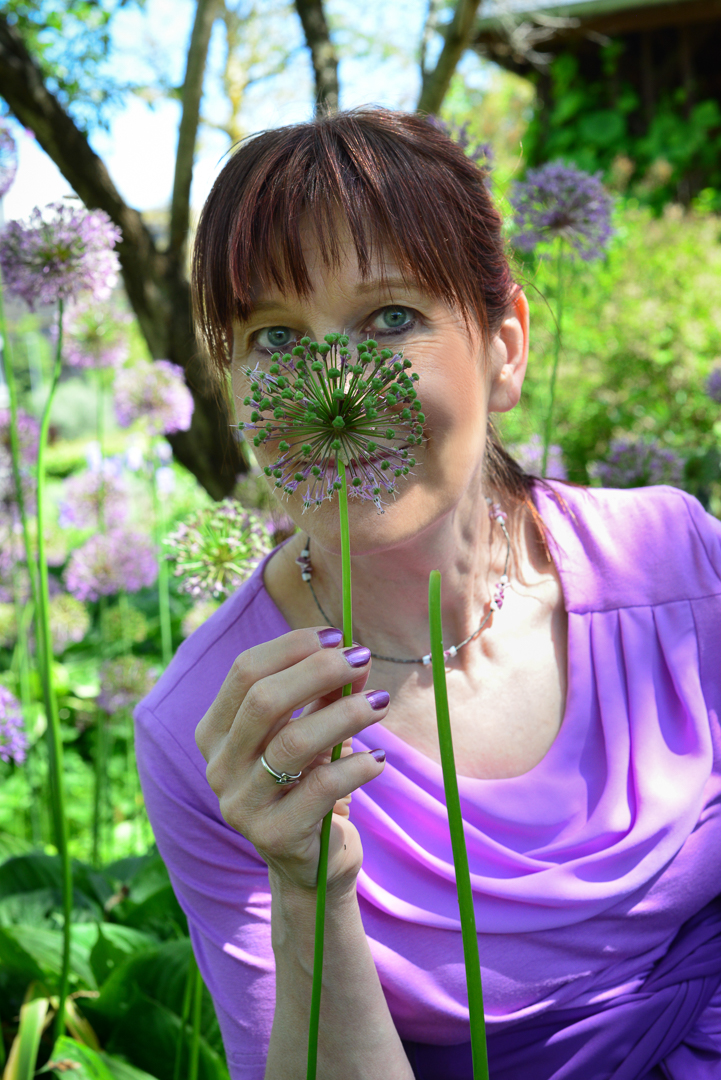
246;277;421;316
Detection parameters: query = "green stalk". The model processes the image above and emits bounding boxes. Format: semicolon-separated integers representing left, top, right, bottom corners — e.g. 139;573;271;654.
306;461;352;1080
151;463;173;667
188;961;203;1080
174;952;196;1080
92;702;106;867
541;239;566;478
428;570;489;1080
36;300;72;1040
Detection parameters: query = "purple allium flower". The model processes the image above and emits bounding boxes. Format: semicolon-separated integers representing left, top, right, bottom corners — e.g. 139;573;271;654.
0;123;18;199
426;116;494;171
61;300;129;369
510;434;567;480
241;334;424;513
113;359;194;436
0;202;121;310
0;407;39;515
181;598;220;639
510;161;614;262
589;438;684;489
64;528;158;601
706;366;721;404
48;593;90;653
58;466;130;530
97;655;156;714
0;686;27;765
165;500;271;599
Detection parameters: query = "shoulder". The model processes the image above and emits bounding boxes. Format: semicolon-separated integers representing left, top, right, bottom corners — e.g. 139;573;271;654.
534;482;721;613
135;549;289;740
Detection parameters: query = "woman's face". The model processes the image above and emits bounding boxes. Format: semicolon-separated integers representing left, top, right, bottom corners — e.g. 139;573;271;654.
231;224;528;556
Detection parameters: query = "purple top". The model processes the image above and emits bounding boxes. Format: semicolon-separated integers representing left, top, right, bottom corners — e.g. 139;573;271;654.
135;483;721;1079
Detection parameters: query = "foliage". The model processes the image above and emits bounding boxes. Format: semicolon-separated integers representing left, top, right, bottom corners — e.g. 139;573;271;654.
522;49;721;214
0;847;230;1078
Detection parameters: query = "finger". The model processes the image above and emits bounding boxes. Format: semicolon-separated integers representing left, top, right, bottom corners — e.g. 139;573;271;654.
196;626;343;757
273;749;386;839
261;688;389;782
224;644;373;762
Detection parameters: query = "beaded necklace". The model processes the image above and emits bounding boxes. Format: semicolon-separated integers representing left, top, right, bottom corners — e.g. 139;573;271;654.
296;497;511;665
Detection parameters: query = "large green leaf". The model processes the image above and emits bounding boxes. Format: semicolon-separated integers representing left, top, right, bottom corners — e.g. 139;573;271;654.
107;854;187;938
0;854;110;924
106;998;228;1080
4;996;49;1080
0;924;96;990
44;1036;158;1080
89;924;158;987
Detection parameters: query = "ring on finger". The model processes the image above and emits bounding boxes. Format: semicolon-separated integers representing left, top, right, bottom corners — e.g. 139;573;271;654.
260;752;302;786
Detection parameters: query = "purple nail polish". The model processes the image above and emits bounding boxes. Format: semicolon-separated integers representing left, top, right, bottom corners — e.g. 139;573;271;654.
317;627;343;649
366;690;390;711
342;645;372;668
369;748;386;764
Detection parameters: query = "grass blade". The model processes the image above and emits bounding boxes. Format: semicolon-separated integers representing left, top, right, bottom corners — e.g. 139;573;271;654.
2;996;49;1080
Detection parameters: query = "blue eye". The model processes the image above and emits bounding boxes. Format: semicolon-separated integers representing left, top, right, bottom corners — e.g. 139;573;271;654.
375;307;414;332
257;327;295;349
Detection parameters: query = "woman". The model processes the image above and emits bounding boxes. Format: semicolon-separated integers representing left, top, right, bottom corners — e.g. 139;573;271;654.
135;109;721;1080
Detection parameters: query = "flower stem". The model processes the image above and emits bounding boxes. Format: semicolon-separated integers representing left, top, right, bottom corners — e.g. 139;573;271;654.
188;960;204;1080
151;465;173;667
307;461;352;1080
541;239;565;477
428;570;489;1080
36;300;72;1040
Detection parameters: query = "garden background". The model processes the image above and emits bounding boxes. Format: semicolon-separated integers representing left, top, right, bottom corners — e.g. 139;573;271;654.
0;0;720;1076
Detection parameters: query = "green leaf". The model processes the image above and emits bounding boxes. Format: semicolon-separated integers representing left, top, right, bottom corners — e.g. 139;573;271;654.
89;924;157;987
3;996;49;1080
0;924;96;990
107;854;186;938
43;1035;158;1080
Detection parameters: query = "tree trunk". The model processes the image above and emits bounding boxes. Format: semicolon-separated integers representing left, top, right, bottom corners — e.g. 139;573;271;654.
417;0;484;116
294;0;339;115
0;10;243;500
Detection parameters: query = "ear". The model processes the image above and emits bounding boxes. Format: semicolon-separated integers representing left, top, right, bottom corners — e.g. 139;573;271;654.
487;289;529;414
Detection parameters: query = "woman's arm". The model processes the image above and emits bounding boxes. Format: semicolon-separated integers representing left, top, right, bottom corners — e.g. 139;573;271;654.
267;876;413;1080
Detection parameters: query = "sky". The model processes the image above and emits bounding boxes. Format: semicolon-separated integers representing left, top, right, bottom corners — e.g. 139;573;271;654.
1;0;480;223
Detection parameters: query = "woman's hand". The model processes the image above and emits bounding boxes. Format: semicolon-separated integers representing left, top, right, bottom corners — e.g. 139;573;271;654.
195;627;388;894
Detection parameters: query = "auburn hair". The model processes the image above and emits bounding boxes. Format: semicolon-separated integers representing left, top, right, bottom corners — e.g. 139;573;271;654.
191;107;543;530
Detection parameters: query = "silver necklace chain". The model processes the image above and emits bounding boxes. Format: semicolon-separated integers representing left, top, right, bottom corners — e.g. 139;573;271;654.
296;497;512;665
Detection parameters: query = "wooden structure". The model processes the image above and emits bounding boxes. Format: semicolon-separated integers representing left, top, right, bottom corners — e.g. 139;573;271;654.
473;0;721;125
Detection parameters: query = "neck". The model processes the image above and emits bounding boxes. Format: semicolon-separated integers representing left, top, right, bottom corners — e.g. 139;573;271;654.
304;494;515;666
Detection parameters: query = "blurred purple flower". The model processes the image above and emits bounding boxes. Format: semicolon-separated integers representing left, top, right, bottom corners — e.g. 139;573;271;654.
58;467;130;529
426;116;494;179
165;500;271;599
0;124;18;199
510;434;567;479
64;528;158;601
706;367;721;404
510;162;614;262
0;525;27;602
0;686;27;765
155;466;175;496
97;655;156;714
114;360;194;436
0;202;121;310
61;300;129;369
48;593;90;653
0;407;38;514
590;438;684;489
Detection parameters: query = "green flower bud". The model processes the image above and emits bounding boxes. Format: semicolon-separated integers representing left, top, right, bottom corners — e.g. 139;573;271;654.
380;349;393;360
393;360;403;371
339;334;350;347
366;408;378;419
340;348;351;358
269;363;280;374
373;487;381;496
300;336;311;346
279;440;290;451
301;444;313;455
400;408;411;420
294;392;305;401
276;376;287;388
416;413;426;423
250;410;260;422
385;428;396;440
331;439;342;450
394;469;403;477
282;354;293;363
281;390;293;400
324;333;339;345
412;400;421;411
294;472;305;482
386;394;397;406
402;466;409;474
371;377;384;390
332;388;345;400
311;465;322;476
311;360;324;371
273;408;284;419
264;466;273;476
365;339;377;350
332;416;345;429
352;477;363;487
273;468;283;478
292;346;305;356
243;396;252;407
333;480;342;490
412;372;420;381
317;343;331;356
327;367;341;378
253;436;261;447
367;442;377;453
380;460;390;470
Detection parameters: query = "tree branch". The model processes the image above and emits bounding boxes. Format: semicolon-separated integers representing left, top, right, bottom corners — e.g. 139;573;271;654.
416;0;484;116
293;0;339;115
169;0;219;261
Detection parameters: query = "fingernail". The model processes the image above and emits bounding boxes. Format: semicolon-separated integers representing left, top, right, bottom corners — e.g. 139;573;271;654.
317;627;343;648
342;645;371;668
369;748;386;764
365;690;390;711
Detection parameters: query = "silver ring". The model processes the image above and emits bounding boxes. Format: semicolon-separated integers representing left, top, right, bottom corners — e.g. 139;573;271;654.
260;752;302;786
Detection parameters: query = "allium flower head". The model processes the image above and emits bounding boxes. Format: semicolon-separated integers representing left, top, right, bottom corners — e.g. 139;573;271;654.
48;593;91;653
0;202;121;309
64;528;158;601
101;604;148;645
62;300;129;369
0;686;27;765
706;366;721;404
113;359;194;435
58;465;130;529
511;434;567;480
0;123;18;199
511;162;614;262
165;500;271;599
98;656;156;714
241;334;424;513
590;438;684;489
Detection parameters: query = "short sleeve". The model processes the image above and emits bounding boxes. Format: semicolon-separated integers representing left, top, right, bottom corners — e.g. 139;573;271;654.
134;702;275;1080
